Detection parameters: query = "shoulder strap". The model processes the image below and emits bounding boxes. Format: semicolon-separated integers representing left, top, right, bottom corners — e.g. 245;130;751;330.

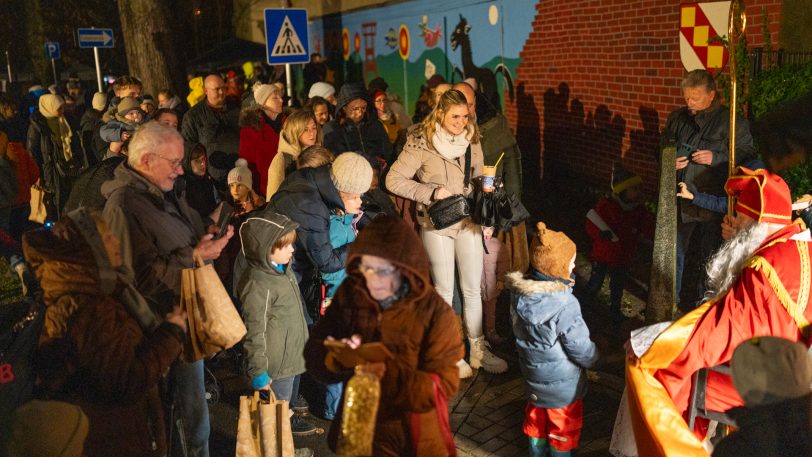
463;144;472;188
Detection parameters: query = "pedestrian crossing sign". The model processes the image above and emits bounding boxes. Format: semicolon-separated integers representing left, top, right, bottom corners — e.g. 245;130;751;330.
265;8;310;65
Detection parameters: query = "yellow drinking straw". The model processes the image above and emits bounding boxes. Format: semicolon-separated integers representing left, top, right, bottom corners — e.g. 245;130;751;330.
493;151;505;168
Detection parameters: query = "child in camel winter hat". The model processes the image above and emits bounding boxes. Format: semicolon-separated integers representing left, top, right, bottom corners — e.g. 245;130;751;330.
506;221;598;457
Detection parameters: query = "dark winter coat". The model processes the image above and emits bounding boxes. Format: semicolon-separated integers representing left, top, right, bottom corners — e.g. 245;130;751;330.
304;215;464;456
507;271;599;408
237;214;308;387
181;101;240;180
713;394;812;457
585;195;654;267
181;172;223;222
26;110;87;217
79;107;106;164
102;163;206;315
23;215;184;457
238;107;284;196
664;100;756;223
62;155;126;213
265;165;346;287
323;82;393;164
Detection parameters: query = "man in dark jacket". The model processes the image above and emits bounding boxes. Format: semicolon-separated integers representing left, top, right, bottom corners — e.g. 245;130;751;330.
323;82;393;165
663;69;756;305
79;92;108;164
181;74;241;182
102;121;233;457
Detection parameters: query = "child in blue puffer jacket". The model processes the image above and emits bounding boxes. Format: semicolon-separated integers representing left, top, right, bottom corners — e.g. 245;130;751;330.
507;222;599;457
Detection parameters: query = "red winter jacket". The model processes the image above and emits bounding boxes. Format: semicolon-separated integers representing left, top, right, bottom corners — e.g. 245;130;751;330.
585;196;654;267
239;109;285;196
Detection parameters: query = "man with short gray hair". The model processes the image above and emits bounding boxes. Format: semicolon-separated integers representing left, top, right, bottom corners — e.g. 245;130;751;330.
103;121;233;457
663;69;756;306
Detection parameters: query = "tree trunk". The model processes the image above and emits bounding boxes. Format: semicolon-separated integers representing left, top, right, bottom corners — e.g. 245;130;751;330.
117;0;183;96
23;0;50;85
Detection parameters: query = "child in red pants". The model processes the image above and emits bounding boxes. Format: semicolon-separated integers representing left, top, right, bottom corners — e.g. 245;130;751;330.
507;222;599;456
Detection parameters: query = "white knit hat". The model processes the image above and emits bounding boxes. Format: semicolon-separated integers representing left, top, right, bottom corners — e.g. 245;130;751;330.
308;82;335;100
253;84;278;106
228;158;253;190
330;152;372;195
92;92;107;111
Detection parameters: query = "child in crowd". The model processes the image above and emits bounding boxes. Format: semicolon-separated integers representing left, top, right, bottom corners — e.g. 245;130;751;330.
99;96;145;154
507;222;598;457
584;164;653;321
227;158;265;217
183;143;223;222
237;211;317;439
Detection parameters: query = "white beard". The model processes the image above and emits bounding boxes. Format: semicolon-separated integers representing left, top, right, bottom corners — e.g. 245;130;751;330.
704;222;771;301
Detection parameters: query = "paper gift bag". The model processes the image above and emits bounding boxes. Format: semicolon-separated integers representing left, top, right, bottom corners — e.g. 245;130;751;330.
236;391;295;457
28;180;48;224
181;256;246;361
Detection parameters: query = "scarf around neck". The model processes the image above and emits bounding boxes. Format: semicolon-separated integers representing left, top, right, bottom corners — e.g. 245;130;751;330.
39;94;73;162
431;123;470;160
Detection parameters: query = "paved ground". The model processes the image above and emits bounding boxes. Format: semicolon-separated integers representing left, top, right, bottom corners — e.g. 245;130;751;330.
208;179;649;456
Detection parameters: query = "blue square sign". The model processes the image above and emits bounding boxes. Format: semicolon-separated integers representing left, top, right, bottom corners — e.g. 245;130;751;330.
265;9;310;65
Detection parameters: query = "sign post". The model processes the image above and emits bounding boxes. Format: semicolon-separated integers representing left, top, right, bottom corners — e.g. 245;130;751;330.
264;9;310;107
77;28;114;93
44;42;60;86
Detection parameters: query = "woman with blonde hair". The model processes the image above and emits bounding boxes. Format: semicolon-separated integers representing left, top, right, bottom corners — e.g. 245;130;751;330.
265;109;321;199
386;89;508;378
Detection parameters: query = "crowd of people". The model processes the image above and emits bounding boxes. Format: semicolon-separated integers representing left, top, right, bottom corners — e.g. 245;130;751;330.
1;61;811;457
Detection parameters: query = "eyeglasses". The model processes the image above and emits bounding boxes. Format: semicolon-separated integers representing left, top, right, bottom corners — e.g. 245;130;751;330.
152;154;183;169
358;264;398;278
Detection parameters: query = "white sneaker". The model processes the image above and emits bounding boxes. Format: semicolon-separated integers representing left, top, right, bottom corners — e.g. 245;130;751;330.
457;358;473;379
469;336;508;373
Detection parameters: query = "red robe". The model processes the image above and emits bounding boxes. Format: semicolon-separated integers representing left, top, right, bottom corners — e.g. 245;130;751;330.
626;222;812;456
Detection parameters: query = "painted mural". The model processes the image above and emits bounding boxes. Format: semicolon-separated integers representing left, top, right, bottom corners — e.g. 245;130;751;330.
307;0;537;114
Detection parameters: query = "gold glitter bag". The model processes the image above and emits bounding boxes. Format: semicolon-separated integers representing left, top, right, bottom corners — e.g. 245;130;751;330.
337;368;381;457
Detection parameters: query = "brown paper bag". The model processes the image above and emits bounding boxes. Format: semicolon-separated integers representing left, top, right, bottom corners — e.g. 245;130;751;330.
181;256;247;361
235;391;295;457
28;180;48;224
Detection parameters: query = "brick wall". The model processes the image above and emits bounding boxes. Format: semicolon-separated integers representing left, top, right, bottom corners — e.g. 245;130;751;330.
505;0;783;195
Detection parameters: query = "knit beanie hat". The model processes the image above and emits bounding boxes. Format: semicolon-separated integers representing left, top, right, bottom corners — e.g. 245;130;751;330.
611;162;642;195
91;92;107;111
116;96;143;116
253;84;278;106
308;81;336;100
427;74;446;89
367;77;389;93
330;152;373;195
228;158;253;190
732;336;812;406
8;400;89;457
530;221;577;282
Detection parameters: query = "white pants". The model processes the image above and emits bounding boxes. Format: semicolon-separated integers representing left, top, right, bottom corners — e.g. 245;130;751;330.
421;224;484;338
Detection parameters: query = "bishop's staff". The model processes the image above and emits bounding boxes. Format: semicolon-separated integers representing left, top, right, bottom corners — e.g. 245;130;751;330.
727;0;746;216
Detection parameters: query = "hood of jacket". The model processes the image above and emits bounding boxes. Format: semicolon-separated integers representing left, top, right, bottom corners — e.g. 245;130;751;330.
505;271;571;324
335;82;370;114
277;133;301;159
239;212;299;272
346;214;432;301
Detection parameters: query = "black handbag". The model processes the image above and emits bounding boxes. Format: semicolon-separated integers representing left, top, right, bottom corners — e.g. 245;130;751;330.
427;145;472;230
428;194;471;229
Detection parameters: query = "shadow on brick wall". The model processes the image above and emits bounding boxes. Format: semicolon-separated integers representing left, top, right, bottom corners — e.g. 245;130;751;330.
515;82;541;211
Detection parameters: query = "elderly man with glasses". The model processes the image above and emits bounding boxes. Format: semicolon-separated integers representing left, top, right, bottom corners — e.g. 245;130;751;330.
103;121;234;457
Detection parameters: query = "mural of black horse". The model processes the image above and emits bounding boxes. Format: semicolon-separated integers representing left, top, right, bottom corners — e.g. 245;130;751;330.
451;14;515;109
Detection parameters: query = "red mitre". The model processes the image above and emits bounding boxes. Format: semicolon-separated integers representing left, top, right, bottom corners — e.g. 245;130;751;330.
724;166;792;224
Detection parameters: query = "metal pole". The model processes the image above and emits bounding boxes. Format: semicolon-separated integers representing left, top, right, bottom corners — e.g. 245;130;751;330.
51;58;58;87
5;50;11;83
285;63;292;106
93;47;103;93
727;0;746;217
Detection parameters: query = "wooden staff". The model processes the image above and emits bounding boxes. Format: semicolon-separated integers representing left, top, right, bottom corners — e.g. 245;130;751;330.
728;0;746;216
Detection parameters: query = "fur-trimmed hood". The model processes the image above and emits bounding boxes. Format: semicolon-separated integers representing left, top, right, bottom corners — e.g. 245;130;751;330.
505;271;572;325
505;271;569;295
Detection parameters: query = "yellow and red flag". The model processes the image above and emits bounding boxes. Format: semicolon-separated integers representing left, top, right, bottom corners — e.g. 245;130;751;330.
680;2;731;74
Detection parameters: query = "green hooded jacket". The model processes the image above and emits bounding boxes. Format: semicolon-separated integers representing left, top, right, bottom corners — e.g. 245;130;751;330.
236;212;308;386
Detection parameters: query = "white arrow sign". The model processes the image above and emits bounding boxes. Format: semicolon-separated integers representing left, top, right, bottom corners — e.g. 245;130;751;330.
77;28;114;48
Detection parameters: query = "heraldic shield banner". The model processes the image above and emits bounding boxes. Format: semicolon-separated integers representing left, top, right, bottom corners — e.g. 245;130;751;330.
680;1;731;74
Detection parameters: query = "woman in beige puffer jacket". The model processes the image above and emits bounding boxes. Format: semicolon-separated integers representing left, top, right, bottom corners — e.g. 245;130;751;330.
386;89;508;377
